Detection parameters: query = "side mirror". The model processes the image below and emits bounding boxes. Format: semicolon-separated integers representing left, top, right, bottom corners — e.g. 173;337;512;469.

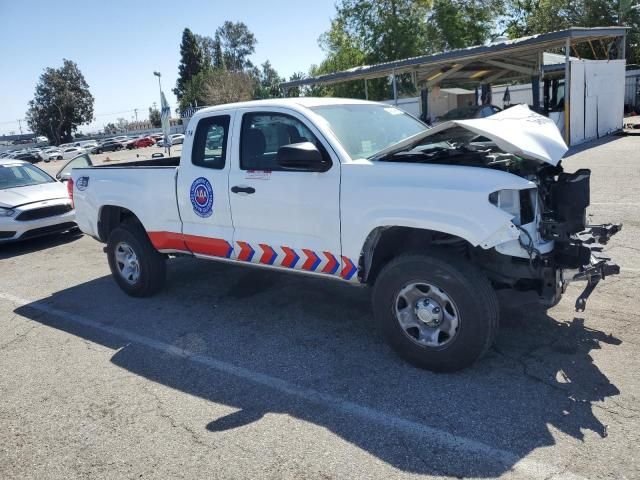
276;142;330;172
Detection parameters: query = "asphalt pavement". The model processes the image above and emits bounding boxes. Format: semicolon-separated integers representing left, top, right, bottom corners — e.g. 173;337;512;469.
0;135;638;479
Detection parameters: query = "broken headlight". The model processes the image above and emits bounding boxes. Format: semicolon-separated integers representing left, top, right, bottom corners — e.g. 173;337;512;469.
489;188;536;226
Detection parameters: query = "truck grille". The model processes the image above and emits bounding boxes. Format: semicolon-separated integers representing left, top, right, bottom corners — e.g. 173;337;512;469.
15;204;73;221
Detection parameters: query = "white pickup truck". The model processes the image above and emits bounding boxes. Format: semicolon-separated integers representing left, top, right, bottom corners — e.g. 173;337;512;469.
70;98;620;371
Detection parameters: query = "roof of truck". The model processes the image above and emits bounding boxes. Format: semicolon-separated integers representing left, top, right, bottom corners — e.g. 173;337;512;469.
193;97;379;117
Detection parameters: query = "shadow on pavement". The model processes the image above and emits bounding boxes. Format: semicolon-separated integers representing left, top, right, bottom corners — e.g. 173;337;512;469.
13;258;622;477
564;135;622;158
0;229;83;260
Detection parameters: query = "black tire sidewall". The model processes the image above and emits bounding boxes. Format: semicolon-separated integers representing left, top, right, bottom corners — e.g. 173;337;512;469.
373;254;496;372
106;224;165;297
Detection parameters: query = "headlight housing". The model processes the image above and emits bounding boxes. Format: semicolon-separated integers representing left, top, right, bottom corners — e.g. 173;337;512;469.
0;207;15;217
489;188;536;226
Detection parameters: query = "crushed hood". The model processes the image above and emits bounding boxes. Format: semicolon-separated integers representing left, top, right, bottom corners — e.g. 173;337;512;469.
422;104;568;166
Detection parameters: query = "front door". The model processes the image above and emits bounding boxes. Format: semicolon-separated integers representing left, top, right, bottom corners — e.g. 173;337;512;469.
175;112;235;258
227;108;349;279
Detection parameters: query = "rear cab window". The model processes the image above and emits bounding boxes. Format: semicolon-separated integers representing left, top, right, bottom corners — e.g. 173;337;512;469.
191;115;231;170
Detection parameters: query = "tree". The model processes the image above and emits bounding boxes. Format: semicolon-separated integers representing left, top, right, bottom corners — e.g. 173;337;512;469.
215;21;257;71
174;28;206;100
178;70;212;110
196;34;216;67
313;0;509;99
253;60;283;99
116;118;128;132
149;106;161;127
104;123;116;135
503;0;640;63
25;59;94;145
286;72;308;97
179;68;253;108
426;0;505;51
213;34;225;70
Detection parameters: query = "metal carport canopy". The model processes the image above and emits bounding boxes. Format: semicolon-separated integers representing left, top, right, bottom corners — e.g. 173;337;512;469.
281;27;628;89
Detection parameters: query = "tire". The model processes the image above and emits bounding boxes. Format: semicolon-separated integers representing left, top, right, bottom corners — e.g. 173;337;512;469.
106;220;166;297
372;251;499;372
57;156;62;160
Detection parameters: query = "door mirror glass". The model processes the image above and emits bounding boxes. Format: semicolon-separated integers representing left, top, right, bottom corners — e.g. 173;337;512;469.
276;142;329;172
56;154;93;181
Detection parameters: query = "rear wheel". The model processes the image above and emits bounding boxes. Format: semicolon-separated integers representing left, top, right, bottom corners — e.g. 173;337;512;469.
372;252;498;372
106;221;166;297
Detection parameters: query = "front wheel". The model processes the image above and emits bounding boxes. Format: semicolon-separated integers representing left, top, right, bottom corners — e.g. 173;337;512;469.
106;221;166;297
372;252;498;372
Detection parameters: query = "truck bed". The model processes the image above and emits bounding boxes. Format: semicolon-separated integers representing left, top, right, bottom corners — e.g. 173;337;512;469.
71;157;182;241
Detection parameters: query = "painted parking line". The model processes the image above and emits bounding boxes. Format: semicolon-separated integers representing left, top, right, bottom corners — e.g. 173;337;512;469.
0;291;586;480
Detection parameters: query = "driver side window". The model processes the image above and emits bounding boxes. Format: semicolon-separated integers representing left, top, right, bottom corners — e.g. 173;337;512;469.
240;112;326;171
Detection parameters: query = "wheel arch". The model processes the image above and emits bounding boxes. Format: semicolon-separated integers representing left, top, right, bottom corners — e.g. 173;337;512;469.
359;226;473;285
97;205;144;242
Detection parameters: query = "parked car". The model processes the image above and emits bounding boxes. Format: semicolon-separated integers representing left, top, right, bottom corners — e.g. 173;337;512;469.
432;104;502;125
70;99;621;372
157;134;184;147
60;147;85;160
91;141;125;153
0;158;82;242
74;140;98;151
126;136;155;149
43;148;63;162
12;152;41;163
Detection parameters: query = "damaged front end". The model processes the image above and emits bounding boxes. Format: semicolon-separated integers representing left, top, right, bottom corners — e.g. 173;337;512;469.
538;168;621;311
378;104;621;310
477;167;621;311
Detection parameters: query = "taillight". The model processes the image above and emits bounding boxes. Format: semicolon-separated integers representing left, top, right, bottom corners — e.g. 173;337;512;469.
67;178;74;208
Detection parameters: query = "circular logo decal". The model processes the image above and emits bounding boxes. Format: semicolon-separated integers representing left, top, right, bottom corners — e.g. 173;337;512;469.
190;177;214;218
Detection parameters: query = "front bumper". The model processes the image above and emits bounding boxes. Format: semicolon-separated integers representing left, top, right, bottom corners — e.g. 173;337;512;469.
0;200;76;243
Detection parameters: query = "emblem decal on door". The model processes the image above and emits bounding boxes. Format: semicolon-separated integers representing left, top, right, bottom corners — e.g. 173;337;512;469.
190;177;214;218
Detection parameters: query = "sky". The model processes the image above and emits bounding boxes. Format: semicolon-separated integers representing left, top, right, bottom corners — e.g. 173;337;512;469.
0;0;336;135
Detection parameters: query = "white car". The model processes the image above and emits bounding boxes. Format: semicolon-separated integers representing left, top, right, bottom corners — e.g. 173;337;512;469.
70;99;621;372
43;148;63;162
60;147;85;160
74;140;98;151
157;134;184;147
0;158;80;242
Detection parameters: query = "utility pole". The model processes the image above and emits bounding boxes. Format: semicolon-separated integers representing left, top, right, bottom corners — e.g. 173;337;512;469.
134;108;138;122
17;119;23;135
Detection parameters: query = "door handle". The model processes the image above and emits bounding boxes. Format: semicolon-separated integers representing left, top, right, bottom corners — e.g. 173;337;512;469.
231;185;256;194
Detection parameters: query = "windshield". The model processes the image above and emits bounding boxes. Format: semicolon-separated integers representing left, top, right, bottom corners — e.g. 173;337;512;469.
310;104;427;159
0;163;55;189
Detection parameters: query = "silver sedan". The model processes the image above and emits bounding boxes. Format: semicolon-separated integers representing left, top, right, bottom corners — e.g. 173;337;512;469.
0;158;78;243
